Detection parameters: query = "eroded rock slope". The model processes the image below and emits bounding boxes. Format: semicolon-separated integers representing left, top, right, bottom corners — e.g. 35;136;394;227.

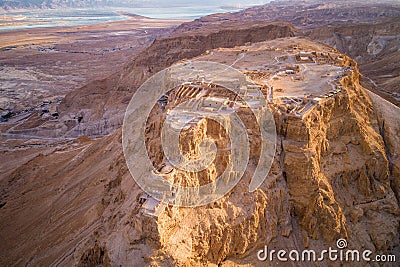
1;36;399;266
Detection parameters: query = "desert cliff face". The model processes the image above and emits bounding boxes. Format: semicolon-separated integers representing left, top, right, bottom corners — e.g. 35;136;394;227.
5;0;400;140
279;65;399;251
171;0;400;107
366;90;400;216
8;22;295;139
2;34;399;266
308;17;400;106
0;12;400;266
131;41;400;265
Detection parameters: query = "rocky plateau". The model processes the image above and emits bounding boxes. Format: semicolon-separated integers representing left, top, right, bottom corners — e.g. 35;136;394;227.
1;1;400;266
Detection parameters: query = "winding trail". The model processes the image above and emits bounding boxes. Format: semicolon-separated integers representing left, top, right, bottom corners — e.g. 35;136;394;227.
230;52;246;67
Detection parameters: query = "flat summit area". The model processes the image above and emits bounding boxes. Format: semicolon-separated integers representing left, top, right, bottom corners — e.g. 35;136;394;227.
1;1;400;266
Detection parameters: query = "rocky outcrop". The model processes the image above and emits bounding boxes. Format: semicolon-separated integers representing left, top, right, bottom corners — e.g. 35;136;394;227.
123;53;400;265
277;65;399;253
1;25;399;267
57;22;296;137
308;17;400;106
172;0;400;107
366;89;400;204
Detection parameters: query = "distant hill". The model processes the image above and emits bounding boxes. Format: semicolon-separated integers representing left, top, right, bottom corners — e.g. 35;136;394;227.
0;0;153;10
0;0;235;10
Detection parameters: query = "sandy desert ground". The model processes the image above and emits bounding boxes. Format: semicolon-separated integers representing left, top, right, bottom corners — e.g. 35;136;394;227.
1;1;400;265
0;15;187;118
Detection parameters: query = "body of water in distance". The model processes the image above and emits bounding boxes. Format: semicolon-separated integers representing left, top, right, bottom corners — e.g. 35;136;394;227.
0;5;260;31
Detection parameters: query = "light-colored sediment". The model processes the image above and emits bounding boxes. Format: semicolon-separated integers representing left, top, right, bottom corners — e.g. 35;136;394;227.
1;36;399;266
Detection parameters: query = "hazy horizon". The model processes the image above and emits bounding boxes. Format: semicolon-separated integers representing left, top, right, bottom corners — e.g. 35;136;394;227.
0;0;271;9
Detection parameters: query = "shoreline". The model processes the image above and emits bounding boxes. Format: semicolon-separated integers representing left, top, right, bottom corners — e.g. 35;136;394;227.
0;13;187;120
0;5;245;32
0;16;189;49
0;9;190;33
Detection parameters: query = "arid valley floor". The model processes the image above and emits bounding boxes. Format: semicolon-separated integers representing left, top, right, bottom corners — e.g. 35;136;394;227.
1;1;400;266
